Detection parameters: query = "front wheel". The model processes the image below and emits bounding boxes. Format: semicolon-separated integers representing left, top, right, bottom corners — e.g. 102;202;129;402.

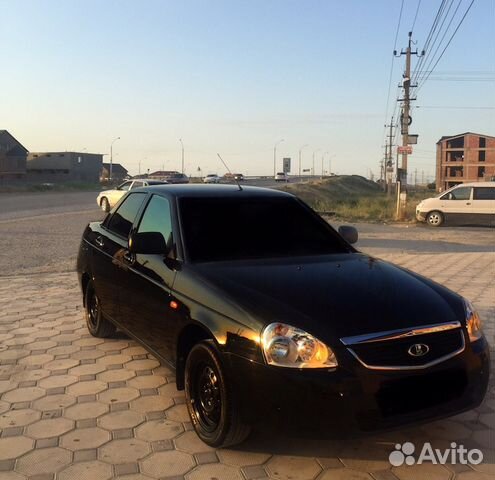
85;283;116;338
100;197;110;212
185;341;251;447
426;210;444;227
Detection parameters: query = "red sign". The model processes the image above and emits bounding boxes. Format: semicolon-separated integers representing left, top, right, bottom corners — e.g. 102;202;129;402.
397;146;413;154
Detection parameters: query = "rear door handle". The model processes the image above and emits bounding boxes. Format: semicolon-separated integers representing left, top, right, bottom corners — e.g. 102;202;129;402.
95;236;104;247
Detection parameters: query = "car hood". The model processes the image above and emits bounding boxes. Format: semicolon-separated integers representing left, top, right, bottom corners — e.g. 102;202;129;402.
193;253;464;344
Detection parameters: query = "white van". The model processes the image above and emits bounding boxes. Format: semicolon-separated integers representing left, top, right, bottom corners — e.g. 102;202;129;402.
416;182;495;227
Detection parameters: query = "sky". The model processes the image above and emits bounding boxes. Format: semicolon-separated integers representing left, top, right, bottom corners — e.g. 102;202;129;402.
1;0;494;180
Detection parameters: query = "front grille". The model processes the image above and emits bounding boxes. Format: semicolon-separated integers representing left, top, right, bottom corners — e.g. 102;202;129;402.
348;328;465;369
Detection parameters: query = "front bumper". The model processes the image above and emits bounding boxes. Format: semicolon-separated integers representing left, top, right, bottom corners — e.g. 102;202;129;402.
225;335;489;432
416;209;427;222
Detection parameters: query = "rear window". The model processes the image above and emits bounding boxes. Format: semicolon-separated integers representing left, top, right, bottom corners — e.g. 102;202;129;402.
179;197;348;262
473;187;495;200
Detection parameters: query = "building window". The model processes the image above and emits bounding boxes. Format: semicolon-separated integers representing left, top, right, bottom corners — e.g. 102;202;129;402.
478;167;485;178
447;151;464;162
479;137;486;148
447;137;464;149
479;150;486;162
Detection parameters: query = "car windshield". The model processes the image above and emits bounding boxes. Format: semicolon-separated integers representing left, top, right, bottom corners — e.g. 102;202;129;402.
180;197;348;262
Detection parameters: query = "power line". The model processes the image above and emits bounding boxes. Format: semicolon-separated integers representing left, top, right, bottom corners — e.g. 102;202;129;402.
417;0;476;92
411;0;423;31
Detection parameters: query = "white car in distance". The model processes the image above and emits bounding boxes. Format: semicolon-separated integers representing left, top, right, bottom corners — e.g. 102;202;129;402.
203;174;221;184
97;179;167;212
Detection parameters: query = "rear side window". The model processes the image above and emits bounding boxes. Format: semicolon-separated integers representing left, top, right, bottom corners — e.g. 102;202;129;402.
106;193;146;238
473;187;495;200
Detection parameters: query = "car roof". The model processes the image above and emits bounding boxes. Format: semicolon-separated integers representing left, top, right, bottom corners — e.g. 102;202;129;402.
135;184;294;199
145;179;167;184
453;182;495;187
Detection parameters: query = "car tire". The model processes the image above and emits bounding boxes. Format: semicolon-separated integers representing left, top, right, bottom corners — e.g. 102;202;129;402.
84;282;116;338
426;211;444;227
100;197;110;212
185;340;251;447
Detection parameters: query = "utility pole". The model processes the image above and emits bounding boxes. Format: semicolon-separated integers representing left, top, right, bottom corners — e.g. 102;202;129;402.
312;149;320;176
179;139;184;174
273;139;284;177
385;117;395;195
394;31;422;219
414;168;418;186
298;144;308;179
421;170;425;185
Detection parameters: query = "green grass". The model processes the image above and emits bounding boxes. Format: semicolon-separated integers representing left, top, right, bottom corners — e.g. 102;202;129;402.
280;176;433;223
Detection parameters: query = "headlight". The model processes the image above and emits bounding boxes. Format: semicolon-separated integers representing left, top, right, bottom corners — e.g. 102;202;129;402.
261;323;338;369
465;299;483;342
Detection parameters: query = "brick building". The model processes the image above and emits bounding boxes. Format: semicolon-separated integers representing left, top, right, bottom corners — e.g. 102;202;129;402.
436;132;495;191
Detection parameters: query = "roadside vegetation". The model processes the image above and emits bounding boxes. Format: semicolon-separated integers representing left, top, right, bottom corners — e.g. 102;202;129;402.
280;175;435;223
0;182;101;193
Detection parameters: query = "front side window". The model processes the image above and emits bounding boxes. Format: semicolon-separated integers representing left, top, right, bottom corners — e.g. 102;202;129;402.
473;187;495;200
180;197;348;262
442;187;472;201
106;193;146;238
137;195;173;248
130;181;143;189
118;181;132;191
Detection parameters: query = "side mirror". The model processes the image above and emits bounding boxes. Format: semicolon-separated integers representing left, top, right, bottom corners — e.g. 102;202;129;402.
338;225;358;245
129;232;167;254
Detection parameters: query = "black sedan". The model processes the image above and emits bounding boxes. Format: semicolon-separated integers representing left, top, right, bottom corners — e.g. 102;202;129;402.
77;184;489;447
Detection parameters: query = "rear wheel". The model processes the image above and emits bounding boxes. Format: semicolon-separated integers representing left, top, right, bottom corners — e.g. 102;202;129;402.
85;282;116;338
185;341;250;447
426;210;444;227
100;197;110;212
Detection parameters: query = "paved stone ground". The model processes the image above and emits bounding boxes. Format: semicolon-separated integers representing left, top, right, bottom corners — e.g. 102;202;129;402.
0;252;494;480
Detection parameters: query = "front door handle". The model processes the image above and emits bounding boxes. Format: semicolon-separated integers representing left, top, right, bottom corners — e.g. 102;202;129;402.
95;236;104;247
466;202;471;205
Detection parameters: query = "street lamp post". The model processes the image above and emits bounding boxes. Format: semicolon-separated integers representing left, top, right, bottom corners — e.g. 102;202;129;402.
321;152;329;179
273;139;284;177
179;139;184;174
109;137;120;181
312;149;320;176
298;144;308;180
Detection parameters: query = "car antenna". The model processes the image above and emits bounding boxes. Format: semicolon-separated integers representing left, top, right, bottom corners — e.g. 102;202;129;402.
217;153;242;191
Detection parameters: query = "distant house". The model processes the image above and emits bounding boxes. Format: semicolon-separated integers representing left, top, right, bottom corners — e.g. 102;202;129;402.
148;170;178;179
436;132;495;191
27;152;103;183
0;130;28;182
101;163;128;182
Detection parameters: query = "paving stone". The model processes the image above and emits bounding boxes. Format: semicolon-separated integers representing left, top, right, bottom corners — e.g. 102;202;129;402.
99;438;150;464
1;426;24;437
35;437;59;448
65;401;108;420
38;375;78;389
217;450;271;467
58;461;113;480
114;462;140;476
32;394;76;411
195;452;218;465
265;456;321;480
392;463;452;480
319;469;373;480
0;409;40;428
67;380;108;396
98;410;145;430
25;417;74;439
112;428;134;440
98;354;133;366
242;465;269;480
97;369;136;382
164;404;190;422
175;431;215;454
15;447;72;476
129;395;173;415
186;464;243;480
124;359;160;371
141;450;195;477
2;387;45;403
61;427;111;451
73;449;98;462
99;387;139;404
136;419;184;441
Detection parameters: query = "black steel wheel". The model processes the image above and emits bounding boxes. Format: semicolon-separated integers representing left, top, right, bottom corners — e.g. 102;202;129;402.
185;341;250;447
84;282;116;338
